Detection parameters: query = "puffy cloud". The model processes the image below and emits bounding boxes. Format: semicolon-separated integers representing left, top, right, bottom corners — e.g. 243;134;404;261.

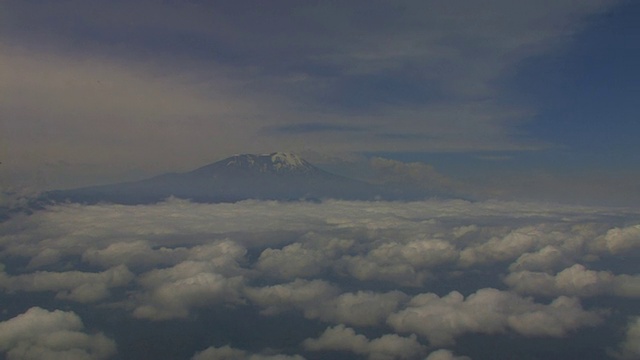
317;290;408;327
0;265;134;303
0;199;638;358
247;276;408;327
83;238;248;274
370;239;459;269
255;236;354;280
505;296;604;337
186;241;249;276
304;325;369;355
244;279;339;318
0;307;116;360
192;345;305;360
1;198;628;262
508;245;574;272
256;244;328;279
505;264;640;298
0;199;316;264
337;255;432;287
303;324;425;360
425;349;472;360
81;240;183;270
334;237;459;287
387;288;603;346
85;239;250;320
611;317;640;360
459;225;553;267
26;248;63;269
590;225;640;254
132;260;245;320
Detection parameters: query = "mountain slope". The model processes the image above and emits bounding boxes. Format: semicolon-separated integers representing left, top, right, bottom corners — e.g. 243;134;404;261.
44;153;387;204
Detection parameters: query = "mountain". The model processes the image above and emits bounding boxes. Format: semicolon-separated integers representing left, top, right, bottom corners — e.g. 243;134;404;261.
43;152;391;204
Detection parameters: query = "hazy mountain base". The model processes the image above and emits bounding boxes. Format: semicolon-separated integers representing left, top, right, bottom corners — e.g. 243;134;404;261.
42;153;435;205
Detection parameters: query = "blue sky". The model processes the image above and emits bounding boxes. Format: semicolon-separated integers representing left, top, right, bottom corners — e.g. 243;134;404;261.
513;0;639;167
1;0;638;204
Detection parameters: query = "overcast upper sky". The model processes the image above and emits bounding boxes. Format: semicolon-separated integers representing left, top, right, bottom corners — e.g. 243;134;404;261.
1;0;639;204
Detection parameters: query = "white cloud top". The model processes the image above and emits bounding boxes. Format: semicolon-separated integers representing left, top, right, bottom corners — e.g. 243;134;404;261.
303;324;425;360
387;288;602;345
0;198;638;358
192;345;305;360
612;317;640;360
0;307;116;360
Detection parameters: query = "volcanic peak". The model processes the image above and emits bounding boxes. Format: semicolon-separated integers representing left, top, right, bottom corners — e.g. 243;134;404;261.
222;152;314;174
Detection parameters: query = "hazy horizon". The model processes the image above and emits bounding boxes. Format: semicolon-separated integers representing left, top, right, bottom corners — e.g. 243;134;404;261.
2;0;640;206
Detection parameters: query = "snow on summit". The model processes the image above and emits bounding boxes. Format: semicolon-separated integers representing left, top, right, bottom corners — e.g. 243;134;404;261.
223;152;313;173
269;152;308;170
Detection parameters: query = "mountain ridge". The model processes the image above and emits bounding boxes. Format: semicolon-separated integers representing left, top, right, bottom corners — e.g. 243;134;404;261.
42;152;393;204
191;152;317;176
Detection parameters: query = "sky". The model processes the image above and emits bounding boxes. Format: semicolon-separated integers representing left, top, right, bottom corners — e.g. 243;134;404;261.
1;3;640;359
1;0;639;205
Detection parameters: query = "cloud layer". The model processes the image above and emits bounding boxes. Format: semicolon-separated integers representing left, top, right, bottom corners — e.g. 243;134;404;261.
0;307;116;360
0;198;639;359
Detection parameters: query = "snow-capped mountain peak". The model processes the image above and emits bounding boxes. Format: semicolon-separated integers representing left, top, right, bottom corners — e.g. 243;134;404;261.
269;152;307;170
43;151;408;205
221;152;313;174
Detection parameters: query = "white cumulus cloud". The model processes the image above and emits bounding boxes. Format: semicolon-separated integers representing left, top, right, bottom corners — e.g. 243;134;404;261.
132;260;245;320
192;345;305;360
0;265;133;303
611;317;640;360
424;349;472;360
387;288;603;346
590;224;640;254
0;199;638;358
303;324;425;360
505;264;640;298
0;307;116;360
